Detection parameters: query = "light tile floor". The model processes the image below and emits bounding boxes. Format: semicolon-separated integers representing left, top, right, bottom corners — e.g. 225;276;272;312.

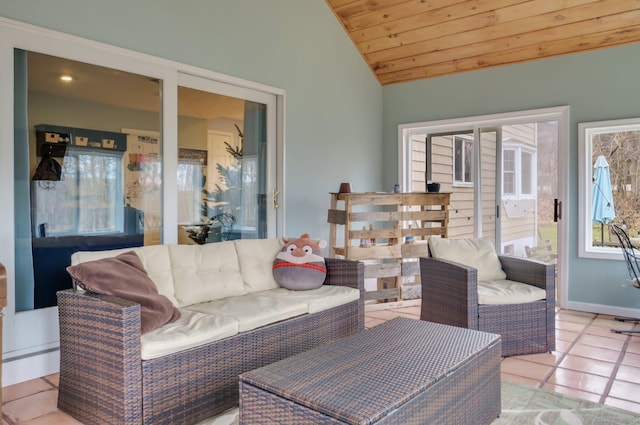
3;307;640;424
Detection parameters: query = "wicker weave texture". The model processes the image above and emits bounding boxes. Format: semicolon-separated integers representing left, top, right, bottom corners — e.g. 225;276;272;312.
240;317;501;425
420;254;555;357
57;257;364;425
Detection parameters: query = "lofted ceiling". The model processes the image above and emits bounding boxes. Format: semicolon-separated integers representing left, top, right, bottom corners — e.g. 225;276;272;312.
326;0;640;85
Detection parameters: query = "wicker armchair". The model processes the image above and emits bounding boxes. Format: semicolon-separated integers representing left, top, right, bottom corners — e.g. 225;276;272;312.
420;249;555;357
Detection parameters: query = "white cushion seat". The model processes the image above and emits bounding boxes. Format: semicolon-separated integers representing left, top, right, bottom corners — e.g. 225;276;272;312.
260;286;361;314
141;309;239;360
185;291;309;333
477;279;546;305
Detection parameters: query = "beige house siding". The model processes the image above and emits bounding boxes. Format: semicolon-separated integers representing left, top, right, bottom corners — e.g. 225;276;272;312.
410;124;539;256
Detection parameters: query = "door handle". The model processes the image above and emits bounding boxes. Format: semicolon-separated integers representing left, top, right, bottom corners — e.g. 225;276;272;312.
272;189;280;209
554;199;561;221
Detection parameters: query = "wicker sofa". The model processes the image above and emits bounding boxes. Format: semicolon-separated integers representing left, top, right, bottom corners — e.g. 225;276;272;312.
56;239;364;425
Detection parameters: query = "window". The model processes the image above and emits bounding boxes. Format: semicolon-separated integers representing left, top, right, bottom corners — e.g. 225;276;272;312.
32;148;124;236
579;117;640;259
454;135;473;185
502;146;535;198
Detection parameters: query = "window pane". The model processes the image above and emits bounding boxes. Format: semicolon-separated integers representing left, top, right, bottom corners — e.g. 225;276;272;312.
463;140;473;183
454;137;463;182
521;151;533;195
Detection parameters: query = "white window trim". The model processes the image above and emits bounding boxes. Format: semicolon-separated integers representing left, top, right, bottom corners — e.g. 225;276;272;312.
502;143;537;200
452;134;474;187
578;117;640;260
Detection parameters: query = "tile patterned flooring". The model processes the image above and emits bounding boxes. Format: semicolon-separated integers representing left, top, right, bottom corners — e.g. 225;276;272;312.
3;307;640;424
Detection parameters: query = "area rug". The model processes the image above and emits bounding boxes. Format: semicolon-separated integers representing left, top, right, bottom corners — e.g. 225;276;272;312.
494;381;640;425
197;381;640;424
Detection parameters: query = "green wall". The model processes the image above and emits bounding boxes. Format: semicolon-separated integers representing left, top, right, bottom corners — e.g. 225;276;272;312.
382;43;640;310
0;0;383;243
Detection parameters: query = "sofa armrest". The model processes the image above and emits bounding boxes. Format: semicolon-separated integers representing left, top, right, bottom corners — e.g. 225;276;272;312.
324;258;365;330
57;289;143;424
419;257;479;329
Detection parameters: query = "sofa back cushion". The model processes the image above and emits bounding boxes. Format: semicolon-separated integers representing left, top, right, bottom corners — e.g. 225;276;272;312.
169;242;245;307
67;251;180;334
71;245;178;305
428;237;507;281
234;238;283;293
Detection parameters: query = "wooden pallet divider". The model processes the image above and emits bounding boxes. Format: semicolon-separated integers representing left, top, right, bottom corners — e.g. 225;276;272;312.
364;262;402;279
404;227;446;238
349;211;401;222
327;209;347;225
365;288;399;301
347;244;401;260
401;192;450;205
402;210;447;221
401;261;420;277
335;192;403;205
350;227;399;240
401;242;430;258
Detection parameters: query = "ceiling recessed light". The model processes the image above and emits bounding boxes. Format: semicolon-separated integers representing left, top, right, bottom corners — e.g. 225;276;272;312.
60;75;73;82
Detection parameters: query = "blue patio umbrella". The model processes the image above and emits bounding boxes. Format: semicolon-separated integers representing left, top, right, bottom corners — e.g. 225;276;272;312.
592;155;616;246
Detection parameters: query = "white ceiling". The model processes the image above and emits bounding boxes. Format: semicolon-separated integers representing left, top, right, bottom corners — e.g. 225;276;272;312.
27;51;245;121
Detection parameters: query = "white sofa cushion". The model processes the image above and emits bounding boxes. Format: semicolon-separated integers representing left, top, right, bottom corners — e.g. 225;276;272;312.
234;238;283;293
140;309;239;360
264;286;360;314
169;243;245;307
186;291;309;333
428;237;507;281
477;280;546;305
71;245;178;306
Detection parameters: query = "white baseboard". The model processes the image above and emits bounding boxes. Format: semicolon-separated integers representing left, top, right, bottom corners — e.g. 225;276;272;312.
2;349;60;387
565;301;640;319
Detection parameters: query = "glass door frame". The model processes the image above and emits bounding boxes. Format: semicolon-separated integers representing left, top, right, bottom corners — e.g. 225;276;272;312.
399;106;569;308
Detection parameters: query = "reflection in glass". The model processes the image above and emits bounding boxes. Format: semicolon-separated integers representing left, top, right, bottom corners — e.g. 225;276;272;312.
14;50;162;310
177;87;267;244
587;122;640;247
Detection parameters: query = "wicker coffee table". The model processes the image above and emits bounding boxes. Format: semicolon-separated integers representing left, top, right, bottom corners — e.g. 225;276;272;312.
239;317;501;424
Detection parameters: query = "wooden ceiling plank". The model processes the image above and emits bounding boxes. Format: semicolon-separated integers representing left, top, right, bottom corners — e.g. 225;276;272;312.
374;10;640;74
331;0;415;21
326;0;362;9
365;1;640;64
341;0;468;31
358;0;600;53
352;0;534;43
378;25;640;84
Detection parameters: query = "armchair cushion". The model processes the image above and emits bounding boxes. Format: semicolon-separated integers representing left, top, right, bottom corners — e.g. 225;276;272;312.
428;237;507;281
477;279;547;305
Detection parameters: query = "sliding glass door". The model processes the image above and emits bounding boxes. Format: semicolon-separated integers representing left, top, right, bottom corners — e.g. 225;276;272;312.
1;21;283;385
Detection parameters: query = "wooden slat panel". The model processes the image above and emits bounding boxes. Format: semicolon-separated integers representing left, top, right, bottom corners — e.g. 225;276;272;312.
365;288;399;301
401;242;431;258
327;209;347;225
350;227;400;239
364;262;402;278
336;192;403;205
349;211;402;222
401;261;420;277
402;210;447;221
347;244;402;260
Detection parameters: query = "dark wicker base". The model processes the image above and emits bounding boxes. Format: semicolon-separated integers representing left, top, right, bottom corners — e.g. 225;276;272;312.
57;258;364;425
